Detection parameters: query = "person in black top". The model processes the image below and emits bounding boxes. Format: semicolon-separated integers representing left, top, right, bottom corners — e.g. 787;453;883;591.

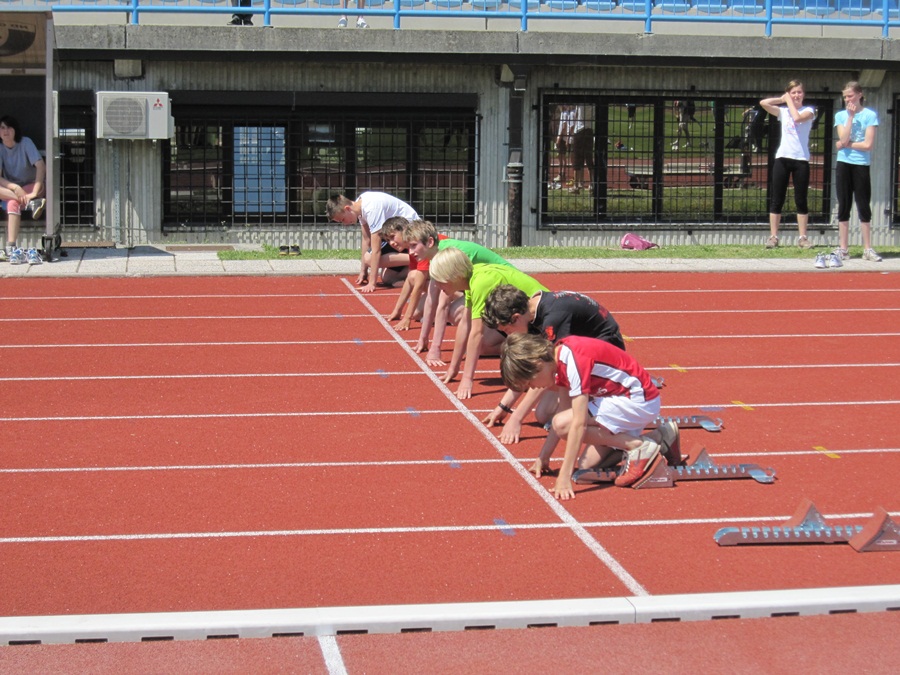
481;285;625;443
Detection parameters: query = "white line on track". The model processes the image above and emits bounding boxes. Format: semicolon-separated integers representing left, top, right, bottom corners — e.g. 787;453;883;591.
0;315;370;322
2;448;896;475
318;635;349;675
342;279;650;598
3;363;899;383
3;510;898;545
3;400;899;423
0;340;397;349
0;371;424;382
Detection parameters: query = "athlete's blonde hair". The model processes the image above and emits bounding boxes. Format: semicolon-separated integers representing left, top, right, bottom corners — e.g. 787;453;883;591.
428;246;472;284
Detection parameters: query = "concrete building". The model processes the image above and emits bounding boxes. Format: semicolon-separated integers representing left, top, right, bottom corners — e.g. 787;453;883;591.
3;4;900;250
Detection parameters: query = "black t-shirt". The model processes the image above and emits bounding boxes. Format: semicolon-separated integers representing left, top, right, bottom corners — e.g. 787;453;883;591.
530;290;624;350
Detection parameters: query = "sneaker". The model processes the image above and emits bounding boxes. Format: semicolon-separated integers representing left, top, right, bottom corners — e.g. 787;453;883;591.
833;247;849;260
29;198;46;220
0;249;7;263
356;17;368;28
657;420;682;466
227;16;243;25
26;248;42;265
8;248;26;265
814;253;827;269
863;248;883;262
765;235;779;249
337;16;348;27
827;252;843;269
615;438;661;487
797;235;812;249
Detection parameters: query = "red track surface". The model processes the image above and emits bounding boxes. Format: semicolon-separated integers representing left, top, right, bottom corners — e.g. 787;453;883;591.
1;272;898;670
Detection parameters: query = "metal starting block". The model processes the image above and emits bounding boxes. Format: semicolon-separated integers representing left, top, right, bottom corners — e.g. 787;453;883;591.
650;415;724;433
714;499;900;552
572;447;776;489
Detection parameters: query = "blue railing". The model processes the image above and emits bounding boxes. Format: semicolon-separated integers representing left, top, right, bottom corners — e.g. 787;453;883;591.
3;0;899;36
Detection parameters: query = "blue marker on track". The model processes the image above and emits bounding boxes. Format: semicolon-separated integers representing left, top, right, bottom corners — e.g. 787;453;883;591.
493;519;516;536
353;338;363;345
406;406;420;418
376;369;388;378
443;455;462;469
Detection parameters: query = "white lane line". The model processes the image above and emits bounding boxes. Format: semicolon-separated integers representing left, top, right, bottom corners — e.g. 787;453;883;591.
318;635;349;675
0;371;425;383
0;410;455;423
343;279;650;598
2;448;896;475
0;293;355;301
0;340;397;349
4;510;898;545
0;314;371;322
3;400;899;424
4;362;900;383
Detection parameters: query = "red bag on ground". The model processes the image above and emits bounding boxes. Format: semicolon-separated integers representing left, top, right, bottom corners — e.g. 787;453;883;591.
620;232;659;250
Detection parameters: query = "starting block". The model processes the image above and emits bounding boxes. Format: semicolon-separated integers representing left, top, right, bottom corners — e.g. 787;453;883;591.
714;499;900;552
650;415;723;433
572;447;775;489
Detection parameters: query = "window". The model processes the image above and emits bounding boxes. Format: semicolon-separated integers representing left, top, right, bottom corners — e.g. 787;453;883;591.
165;104;477;231
540;92;834;230
58;107;96;228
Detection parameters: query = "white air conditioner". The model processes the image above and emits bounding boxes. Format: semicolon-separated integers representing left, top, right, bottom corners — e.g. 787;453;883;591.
96;91;173;140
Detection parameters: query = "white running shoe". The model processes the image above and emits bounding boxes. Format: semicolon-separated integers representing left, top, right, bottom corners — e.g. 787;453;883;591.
356;17;368;28
26;248;42;265
814;253;827;269
827;252;843;269
863;248;882;262
337;16;348;27
9;248;26;265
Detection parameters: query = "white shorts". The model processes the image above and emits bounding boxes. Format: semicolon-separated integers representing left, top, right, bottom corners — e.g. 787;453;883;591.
588;395;661;436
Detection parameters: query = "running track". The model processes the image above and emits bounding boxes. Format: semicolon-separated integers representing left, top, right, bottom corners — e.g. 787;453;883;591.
1;272;898;672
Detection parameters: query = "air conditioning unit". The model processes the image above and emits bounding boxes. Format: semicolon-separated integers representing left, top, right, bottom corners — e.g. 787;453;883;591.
96;91;173;140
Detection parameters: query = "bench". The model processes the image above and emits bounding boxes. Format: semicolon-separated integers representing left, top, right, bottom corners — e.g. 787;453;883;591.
625;163;750;189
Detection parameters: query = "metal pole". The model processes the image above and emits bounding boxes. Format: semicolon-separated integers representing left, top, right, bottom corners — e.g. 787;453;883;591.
506;151;522;248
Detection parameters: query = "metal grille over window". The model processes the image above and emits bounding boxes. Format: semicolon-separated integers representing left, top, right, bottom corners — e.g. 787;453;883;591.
541;94;833;230
164;109;477;231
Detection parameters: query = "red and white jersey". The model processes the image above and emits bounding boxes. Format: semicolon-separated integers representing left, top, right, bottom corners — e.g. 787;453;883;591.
555;335;659;403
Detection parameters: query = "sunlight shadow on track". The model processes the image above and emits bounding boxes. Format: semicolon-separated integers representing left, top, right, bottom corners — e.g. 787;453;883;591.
341;279;648;597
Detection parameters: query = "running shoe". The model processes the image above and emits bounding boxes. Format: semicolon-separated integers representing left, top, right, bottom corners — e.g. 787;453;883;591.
814;253;826;269
8;248;26;265
615;438;661;487
863;248;883;262
797;235;812;249
0;249;7;263
356;17;368;28
827;252;843;269
26;248;42;265
765;235;779;249
29;198;46;220
657;420;682;466
833;247;849;260
337;16;348;27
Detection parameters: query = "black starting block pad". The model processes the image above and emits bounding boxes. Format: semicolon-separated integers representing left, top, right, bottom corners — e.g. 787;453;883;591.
572;447;776;489
714;499;900;552
649;415;723;432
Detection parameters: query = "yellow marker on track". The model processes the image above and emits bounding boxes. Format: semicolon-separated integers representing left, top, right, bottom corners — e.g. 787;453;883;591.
623;335;634;343
732;400;754;411
814;445;841;459
669;364;687;373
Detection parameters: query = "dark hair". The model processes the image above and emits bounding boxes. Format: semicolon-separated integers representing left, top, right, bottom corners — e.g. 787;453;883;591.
482;284;529;330
0;115;22;143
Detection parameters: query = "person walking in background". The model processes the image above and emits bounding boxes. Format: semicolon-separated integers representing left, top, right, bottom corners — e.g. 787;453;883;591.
760;80;815;250
834;81;882;263
228;0;252;25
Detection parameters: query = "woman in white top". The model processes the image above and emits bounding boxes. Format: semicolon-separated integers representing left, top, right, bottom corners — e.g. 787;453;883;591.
760;80;815;249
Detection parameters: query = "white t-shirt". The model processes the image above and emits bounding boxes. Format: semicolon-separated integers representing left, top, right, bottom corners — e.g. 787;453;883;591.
358;191;419;235
775;106;814;162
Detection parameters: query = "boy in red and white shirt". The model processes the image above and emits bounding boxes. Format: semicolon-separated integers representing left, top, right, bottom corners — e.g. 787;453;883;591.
501;332;674;499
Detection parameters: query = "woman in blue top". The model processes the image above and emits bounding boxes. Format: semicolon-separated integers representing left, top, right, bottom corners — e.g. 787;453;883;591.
834;81;881;263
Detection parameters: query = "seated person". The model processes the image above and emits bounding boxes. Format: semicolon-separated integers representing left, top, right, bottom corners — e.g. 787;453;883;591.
0;115;45;261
